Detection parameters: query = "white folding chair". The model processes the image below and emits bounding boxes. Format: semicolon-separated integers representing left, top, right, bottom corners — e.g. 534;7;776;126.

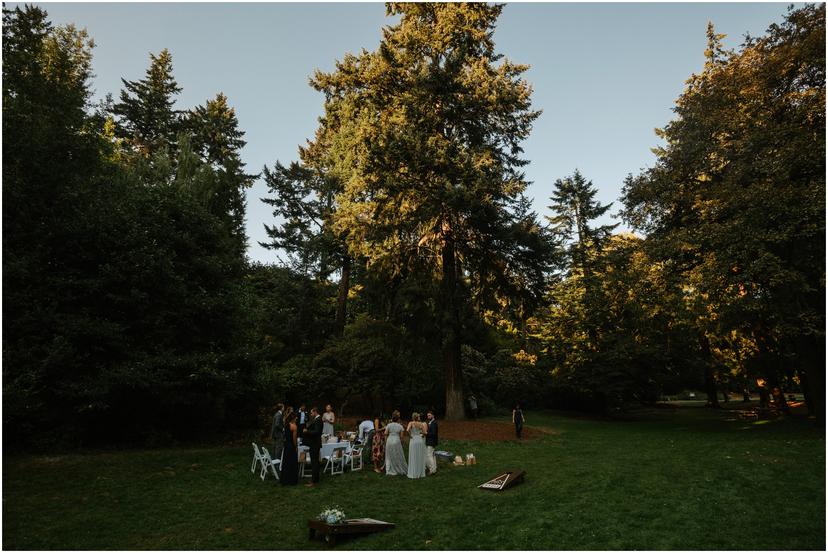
322;443;348;476
259;447;282;481
251;443;266;474
349;444;364;472
299;446;313;478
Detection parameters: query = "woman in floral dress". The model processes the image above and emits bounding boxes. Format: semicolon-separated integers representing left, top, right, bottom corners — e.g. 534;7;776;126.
371;414;386;473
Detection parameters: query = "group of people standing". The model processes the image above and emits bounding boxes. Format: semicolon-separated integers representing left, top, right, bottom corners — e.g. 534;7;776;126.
268;401;524;487
269;403;338;488
368;410;439;479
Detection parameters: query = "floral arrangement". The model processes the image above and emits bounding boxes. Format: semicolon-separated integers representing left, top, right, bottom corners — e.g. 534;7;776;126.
317;506;346;525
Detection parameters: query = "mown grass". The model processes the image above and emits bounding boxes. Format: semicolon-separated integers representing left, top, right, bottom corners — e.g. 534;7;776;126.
3;406;824;550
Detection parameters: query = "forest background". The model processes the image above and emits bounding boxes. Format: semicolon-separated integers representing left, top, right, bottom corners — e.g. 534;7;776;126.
3;3;824;449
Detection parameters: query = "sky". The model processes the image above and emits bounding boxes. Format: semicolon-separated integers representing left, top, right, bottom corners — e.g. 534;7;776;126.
30;1;796;264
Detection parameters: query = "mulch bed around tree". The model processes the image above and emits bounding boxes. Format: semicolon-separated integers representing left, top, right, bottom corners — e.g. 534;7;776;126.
438;420;547;441
338;418;551;442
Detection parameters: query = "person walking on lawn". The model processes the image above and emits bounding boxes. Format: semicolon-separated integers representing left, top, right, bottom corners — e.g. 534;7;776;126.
302;407;323;487
468;394;479;419
513;403;525;440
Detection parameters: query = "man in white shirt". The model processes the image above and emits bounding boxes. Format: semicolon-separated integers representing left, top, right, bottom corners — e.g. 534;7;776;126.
357;418;374;442
425;410;438;475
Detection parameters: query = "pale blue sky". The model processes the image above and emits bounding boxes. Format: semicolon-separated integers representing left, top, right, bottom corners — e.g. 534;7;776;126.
32;2;795;264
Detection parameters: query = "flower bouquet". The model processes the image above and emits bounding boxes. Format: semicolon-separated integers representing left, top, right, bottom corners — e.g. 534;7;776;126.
317;506;347;525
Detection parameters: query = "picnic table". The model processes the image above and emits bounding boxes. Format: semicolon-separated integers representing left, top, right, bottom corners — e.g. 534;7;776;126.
308;518;395;546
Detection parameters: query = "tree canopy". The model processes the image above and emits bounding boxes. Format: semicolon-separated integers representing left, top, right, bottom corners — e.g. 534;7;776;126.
3;3;824;449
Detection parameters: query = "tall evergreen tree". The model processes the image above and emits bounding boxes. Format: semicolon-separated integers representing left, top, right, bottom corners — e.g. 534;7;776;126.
261;161;339;278
3;5;106;443
309;3;543;419
113;48;182;157
546;169;618;279
186;93;255;256
260;159;352;331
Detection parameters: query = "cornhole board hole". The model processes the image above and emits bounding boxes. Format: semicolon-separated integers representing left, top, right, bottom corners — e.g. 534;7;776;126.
308;518;395;546
478;469;526;492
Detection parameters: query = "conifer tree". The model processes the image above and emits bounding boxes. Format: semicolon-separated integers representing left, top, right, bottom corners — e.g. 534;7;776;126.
113;48;182;157
309;3;543;419
546;169;618;279
260;159;351;331
186;93;255;256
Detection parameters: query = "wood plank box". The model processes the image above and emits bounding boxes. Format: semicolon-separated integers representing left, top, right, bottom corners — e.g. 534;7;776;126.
308;518;395;546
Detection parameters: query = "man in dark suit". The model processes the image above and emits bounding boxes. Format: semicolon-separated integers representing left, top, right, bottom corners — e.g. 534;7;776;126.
425;409;438;475
270;403;285;461
302;406;323;487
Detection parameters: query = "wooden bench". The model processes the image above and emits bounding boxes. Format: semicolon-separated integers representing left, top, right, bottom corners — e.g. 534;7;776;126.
308;518;395;546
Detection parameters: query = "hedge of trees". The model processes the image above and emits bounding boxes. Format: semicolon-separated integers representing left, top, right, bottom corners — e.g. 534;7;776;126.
3;3;823;449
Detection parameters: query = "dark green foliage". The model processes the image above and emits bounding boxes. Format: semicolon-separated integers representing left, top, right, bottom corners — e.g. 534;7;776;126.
185;93;256;255
243;263;337;366
313;315;407;413
307;3;547;419
112;48;182;157
4;2;824;449
260;161;343;278
621;4;825;420
461;346;551;411
3;4;109;446
533;234;703;412
531;171;698;412
546;169;617;276
3;6;258;448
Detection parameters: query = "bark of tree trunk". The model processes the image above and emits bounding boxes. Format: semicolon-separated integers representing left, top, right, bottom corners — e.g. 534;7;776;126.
441;232;465;421
700;333;719;408
768;373;790;414
797;334;824;427
335;254;351;334
519;298;528;350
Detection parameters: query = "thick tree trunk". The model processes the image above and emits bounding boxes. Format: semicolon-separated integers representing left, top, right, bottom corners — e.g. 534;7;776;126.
754;329;790;414
441;232;465;421
700;333;719;408
335;254;351;334
704;365;719;408
796;334;824;427
519;298;528;350
767;369;790;414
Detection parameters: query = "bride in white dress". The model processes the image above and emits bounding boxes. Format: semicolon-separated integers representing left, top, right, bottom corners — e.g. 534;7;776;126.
406;413;427;479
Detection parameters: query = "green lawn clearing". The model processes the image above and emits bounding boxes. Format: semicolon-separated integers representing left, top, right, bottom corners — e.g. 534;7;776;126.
3;406;824;550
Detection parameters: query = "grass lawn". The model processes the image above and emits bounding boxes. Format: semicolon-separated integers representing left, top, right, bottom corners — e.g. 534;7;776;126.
3;405;824;550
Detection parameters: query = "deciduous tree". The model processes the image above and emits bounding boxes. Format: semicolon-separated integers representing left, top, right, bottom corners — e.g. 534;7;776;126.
622;5;825;423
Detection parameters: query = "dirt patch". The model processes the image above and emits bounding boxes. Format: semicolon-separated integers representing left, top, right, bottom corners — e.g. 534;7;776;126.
439;420;545;441
339;417;548;442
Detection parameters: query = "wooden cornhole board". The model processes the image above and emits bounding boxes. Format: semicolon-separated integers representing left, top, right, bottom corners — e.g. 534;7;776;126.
478;469;526;492
308;518;395;546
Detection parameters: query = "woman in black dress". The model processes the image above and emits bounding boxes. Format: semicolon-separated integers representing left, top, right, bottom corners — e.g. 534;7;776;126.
280;410;299;485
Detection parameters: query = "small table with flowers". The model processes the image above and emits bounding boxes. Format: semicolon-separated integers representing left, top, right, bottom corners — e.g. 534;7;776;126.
307;518;395;546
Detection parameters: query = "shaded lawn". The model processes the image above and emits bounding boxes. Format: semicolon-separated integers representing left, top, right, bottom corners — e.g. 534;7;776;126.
3;406;824;550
